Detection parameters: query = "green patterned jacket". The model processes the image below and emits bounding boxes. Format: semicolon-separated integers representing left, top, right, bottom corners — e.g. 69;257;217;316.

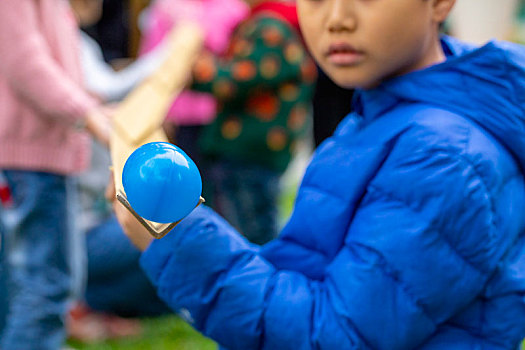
192;14;316;173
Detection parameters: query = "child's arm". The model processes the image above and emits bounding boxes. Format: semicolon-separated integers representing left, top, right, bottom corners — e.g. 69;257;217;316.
139;126;510;349
81;32;168;103
190;17;305;102
0;0;98;126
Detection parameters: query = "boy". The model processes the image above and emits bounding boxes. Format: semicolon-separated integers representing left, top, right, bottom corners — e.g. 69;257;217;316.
0;0;111;348
114;0;525;348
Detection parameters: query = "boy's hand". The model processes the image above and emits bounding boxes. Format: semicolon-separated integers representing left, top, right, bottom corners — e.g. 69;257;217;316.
105;174;153;251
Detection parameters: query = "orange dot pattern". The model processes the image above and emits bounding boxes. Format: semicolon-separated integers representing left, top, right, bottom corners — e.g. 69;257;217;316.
232;60;257;81
279;83;300;102
213;79;236;99
267;127;288;151
262;27;283;47
194;17;317;172
247;93;280;122
194;55;217;83
260;55;281;79
284;43;305;64
300;60;318;83
233;39;254;57
221;116;243;140
288;104;308;131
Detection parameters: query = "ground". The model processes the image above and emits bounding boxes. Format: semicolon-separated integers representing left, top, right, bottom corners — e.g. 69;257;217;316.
67;315;217;349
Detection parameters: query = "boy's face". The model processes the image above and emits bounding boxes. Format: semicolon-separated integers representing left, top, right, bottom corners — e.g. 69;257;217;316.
297;0;455;89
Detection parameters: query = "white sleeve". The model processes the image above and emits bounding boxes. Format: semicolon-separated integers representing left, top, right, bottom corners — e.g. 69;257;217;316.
80;31;168;102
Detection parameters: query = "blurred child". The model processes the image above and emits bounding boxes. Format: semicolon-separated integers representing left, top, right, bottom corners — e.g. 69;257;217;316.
188;0;316;244
68;0;172;341
0;0;111;348
115;0;525;348
139;0;315;245
139;0;249;161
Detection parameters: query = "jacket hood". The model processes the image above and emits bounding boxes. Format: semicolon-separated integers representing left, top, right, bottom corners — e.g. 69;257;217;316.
357;36;525;171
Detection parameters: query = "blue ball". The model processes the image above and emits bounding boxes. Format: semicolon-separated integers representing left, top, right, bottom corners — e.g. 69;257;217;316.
122;142;202;223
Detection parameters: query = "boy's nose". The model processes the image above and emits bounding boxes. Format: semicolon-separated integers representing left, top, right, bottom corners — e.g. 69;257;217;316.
326;0;357;33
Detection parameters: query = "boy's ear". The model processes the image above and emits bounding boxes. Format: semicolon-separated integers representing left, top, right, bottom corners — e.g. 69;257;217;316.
431;0;456;23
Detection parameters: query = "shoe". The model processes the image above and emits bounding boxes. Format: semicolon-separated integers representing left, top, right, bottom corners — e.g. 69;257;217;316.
102;313;142;338
67;302;108;342
67;302;143;343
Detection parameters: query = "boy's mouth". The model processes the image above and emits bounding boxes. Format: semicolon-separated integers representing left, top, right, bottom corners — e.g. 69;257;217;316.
325;43;365;66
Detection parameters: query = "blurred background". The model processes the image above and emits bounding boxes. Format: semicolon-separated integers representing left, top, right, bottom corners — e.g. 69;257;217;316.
0;0;523;348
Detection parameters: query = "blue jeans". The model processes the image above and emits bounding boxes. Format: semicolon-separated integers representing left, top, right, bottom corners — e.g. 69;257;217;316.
202;159;280;245
0;170;83;350
0;211;6;334
85;215;169;317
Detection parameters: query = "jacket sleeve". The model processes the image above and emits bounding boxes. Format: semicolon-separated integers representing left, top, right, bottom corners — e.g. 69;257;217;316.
81;32;167;103
140;131;500;349
0;0;97;125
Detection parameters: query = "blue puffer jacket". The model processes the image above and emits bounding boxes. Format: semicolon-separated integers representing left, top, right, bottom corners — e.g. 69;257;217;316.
140;36;525;349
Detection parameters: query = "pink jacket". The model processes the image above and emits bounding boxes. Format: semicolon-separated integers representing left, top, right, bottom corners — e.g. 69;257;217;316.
140;0;249;126
0;0;98;175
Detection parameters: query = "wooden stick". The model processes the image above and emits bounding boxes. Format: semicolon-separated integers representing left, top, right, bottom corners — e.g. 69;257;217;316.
110;22;204;237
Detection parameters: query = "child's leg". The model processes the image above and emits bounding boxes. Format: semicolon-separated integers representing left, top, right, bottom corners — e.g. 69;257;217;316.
85;215;169;317
207;159;280;245
0;170;73;350
0;211;6;334
232;163;280;245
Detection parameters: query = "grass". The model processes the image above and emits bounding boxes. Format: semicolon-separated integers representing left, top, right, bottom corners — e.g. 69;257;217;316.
67;314;525;349
67;315;217;350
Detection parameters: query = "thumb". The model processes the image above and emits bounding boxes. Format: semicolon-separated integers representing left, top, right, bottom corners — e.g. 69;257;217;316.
105;171;117;202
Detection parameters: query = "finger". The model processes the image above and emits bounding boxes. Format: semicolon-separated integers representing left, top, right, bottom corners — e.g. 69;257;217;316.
105;171;116;201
